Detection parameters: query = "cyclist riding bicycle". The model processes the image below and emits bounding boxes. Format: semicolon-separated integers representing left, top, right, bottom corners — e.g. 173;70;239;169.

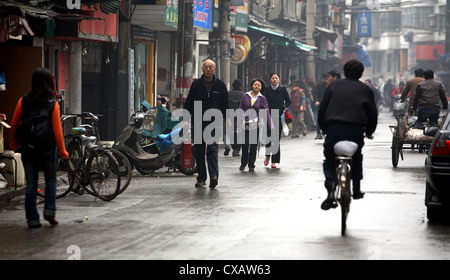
318;60;378;211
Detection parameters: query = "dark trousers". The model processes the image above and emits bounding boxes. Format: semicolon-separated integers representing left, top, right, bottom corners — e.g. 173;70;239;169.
415;107;440;127
194;142;218;182
241;128;259;168
323;122;365;190
22;149;57;222
265;117;282;163
224;117;241;152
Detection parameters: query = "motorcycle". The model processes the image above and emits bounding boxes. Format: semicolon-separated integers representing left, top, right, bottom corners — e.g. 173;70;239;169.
112;109;196;176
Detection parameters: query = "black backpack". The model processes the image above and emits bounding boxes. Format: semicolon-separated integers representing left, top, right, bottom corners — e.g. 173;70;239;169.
15;96;56;152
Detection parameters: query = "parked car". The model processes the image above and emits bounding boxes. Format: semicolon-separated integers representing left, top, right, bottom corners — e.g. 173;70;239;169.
424;109;450;222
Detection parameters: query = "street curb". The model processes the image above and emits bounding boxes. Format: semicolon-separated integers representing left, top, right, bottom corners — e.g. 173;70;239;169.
0;185;26;210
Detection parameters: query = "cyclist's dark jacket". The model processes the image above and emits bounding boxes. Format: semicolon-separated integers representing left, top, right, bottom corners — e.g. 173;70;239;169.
413;79;448;111
318;78;378;136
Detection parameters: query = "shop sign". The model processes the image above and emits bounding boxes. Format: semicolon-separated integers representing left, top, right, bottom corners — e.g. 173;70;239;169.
165;0;178;28
230;34;250;65
193;0;213;30
357;10;372;37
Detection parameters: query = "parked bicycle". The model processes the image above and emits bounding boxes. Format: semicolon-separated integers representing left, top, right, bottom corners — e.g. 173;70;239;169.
61;130;121;201
62;113;132;195
38;113;131;201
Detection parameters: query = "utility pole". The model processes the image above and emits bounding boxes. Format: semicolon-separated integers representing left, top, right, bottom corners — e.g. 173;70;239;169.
176;0;194;107
446;0;450;54
116;0;132;135
349;0;358;46
219;0;231;89
305;0;315;82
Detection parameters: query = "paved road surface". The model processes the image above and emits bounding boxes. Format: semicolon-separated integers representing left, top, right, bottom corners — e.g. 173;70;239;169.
1;109;449;261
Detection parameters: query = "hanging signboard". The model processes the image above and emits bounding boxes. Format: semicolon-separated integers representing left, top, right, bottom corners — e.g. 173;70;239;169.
230;34;250;65
357;10;372;37
165;0;178;28
193;0;213;30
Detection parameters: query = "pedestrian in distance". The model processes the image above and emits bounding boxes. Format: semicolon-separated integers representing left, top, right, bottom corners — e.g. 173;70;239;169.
327;69;341;84
263;73;291;169
400;68;424;116
412;69;448;127
312;74;330;140
10;67;69;229
383;79;395;112
224;79;245;157
318;60;378;211
289;82;307;138
365;79;383;113
237;78;272;172
391;81;407;120
183;59;229;189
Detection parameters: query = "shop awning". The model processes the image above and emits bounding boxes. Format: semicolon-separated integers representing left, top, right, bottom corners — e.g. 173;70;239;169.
248;24;316;52
315;26;338;43
356;45;371;67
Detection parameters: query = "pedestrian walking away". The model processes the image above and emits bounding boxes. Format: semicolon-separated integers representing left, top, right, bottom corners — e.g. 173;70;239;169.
263;73;291;169
383;79;395;112
412;69;448;127
318;60;378;211
237;78;273;171
391;81;407;120
224;79;245;157
312;74;330;139
10;67;69;229
400;68;425;116
289;82;307;137
183;59;229;189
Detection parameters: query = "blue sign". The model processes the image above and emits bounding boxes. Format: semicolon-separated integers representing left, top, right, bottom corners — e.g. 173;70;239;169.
357;10;372;37
193;0;213;30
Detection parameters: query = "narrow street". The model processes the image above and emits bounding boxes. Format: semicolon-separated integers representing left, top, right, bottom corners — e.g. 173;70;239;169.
1;108;449;261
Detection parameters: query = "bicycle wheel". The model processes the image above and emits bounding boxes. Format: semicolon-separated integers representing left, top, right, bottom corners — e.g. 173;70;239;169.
337;163;351;236
37;157;74;199
177;148;197;176
109;148;132;195
391;136;400;167
339;194;351;236
86;150;120;201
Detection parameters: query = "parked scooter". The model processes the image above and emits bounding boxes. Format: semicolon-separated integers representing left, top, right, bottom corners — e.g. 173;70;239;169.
113;111;196;176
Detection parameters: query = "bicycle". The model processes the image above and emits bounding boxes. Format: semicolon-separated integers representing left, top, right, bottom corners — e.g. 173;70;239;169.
333;140;359;236
63;132;121;201
62;113;132;195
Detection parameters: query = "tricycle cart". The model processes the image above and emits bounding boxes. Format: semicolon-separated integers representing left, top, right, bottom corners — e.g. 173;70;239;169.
389;113;434;167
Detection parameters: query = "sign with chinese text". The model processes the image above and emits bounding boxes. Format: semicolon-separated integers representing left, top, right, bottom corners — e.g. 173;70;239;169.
194;0;213;30
357;10;372;37
230;34;250;64
165;0;178;28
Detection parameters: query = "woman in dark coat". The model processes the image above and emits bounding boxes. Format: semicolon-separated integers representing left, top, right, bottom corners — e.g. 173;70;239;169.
263;73;291;168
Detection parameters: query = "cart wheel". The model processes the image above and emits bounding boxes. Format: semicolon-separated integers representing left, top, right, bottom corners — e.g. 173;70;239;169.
392;136;400;167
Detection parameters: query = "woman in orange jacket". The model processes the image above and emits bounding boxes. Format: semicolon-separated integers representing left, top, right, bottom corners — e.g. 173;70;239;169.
10;67;69;229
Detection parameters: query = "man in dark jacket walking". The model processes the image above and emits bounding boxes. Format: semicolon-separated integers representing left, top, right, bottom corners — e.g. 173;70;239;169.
184;59;229;189
318;60;378;210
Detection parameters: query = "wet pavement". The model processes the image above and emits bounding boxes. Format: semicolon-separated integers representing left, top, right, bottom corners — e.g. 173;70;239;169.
1;108;450;260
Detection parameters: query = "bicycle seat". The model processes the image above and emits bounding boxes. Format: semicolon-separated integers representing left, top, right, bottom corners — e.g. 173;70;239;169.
334;141;358;157
81;135;97;147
